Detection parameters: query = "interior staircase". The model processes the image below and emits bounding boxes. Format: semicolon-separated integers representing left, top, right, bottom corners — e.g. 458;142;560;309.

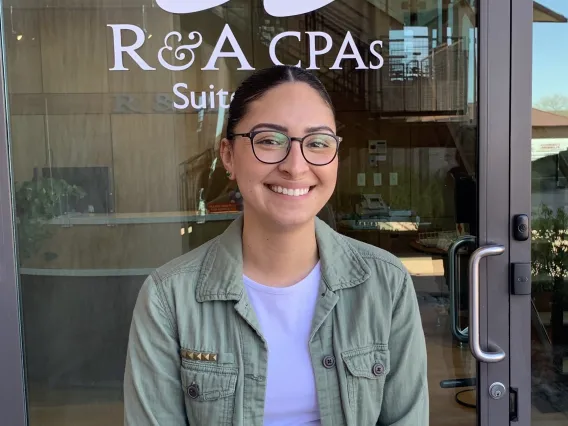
206;0;469;118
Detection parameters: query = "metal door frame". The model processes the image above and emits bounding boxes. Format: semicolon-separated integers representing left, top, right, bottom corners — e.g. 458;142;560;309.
478;0;514;423
0;8;27;424
509;0;534;425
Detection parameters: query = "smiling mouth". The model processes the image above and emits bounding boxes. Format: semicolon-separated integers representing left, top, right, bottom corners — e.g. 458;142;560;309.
266;184;313;197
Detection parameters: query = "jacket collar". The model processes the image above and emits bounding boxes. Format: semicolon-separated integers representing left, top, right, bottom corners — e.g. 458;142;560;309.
195;214;370;302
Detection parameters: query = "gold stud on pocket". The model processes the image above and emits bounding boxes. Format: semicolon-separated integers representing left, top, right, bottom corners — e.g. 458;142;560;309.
181;349;218;362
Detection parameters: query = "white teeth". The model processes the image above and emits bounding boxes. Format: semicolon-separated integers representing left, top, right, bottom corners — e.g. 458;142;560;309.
270;185;310;197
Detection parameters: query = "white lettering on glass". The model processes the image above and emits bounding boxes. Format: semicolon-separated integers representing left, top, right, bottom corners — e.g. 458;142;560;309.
330;31;367;70
369;40;385;69
173;83;190;109
156;0;230;14
173;84;235;110
202;25;254;71
306;32;333;70
108;25;385;76
158;31;203;71
107;24;156;71
269;31;302;67
263;0;334;17
108;0;387;111
217;88;231;108
190;92;206;109
156;0;334;17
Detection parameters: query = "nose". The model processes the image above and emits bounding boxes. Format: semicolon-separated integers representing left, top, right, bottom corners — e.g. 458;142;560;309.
278;141;310;177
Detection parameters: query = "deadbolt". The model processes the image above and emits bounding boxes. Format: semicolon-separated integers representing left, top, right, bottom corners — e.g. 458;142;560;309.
489;382;506;400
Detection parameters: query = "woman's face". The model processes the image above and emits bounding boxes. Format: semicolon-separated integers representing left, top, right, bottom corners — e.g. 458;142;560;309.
221;82;338;230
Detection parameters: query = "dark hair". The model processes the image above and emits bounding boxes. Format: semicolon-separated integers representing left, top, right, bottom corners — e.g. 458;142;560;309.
226;65;334;139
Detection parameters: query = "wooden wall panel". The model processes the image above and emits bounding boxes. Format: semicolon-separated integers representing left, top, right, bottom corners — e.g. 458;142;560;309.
111;114;177;212
4;9;42;94
47;114;112;167
10;115;46;183
39;9;109;93
174;112;203;162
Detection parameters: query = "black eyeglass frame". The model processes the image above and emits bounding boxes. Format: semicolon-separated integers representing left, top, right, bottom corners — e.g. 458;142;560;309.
228;130;343;166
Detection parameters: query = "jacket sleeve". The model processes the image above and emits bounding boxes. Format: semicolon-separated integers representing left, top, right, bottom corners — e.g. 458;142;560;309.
124;274;188;426
378;271;429;426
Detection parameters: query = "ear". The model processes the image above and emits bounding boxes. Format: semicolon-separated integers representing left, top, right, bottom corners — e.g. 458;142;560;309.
220;138;236;180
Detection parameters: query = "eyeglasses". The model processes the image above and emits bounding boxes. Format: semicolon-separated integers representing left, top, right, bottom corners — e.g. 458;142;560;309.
229;130;342;166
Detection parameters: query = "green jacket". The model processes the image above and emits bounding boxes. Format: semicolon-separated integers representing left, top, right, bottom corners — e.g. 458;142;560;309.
124;214;429;426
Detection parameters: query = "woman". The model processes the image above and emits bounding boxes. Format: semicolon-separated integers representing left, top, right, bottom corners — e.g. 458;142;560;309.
124;65;428;426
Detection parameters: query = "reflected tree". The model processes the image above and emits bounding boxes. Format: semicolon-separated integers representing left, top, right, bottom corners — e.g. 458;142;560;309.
534;94;568;115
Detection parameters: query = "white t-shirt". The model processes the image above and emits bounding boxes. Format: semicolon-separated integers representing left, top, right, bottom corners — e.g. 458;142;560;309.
243;262;322;426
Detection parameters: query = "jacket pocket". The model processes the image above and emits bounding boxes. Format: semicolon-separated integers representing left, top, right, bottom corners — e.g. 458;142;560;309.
341;344;390;425
180;360;238;425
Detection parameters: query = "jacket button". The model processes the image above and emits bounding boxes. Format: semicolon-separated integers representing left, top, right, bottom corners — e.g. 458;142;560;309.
187;383;200;399
322;355;336;369
372;363;385;376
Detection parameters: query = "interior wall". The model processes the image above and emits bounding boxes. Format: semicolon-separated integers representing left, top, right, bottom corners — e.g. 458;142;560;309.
6;6;226;216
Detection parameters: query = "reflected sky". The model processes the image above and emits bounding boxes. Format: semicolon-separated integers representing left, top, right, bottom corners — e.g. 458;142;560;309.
533;0;568;104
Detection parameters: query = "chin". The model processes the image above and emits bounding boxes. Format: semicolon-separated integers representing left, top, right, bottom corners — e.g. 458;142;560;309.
262;207;317;230
242;186;330;230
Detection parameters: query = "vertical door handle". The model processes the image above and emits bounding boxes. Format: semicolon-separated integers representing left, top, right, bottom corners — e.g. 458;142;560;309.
448;236;476;343
469;245;507;363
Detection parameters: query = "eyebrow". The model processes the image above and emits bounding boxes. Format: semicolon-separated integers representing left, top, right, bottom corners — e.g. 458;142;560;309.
250;123;288;132
250;123;335;134
305;125;335;134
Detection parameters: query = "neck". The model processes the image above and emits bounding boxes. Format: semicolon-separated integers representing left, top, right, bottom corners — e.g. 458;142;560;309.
242;213;319;287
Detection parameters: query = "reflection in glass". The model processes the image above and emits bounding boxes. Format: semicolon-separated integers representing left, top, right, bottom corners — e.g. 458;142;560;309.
531;1;568;423
5;1;479;425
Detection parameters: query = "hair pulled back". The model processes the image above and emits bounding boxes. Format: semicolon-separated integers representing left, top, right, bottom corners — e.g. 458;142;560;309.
226;65;334;139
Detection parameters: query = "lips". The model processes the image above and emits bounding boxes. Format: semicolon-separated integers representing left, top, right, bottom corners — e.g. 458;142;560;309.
268;185;311;197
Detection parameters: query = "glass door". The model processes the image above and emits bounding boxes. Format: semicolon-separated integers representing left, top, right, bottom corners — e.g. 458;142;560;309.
522;0;568;424
0;0;514;425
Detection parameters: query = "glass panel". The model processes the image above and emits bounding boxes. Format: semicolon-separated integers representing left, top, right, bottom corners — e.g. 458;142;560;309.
2;0;477;424
531;1;568;423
